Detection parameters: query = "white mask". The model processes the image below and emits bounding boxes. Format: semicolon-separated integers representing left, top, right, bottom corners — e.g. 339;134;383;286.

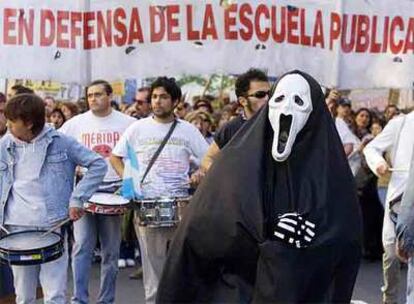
268;74;313;162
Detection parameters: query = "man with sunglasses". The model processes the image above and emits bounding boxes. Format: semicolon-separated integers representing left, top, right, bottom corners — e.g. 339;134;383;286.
198;68;270;175
134;87;151;119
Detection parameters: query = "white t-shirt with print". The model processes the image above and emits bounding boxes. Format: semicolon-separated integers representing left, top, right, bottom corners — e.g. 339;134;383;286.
59;110;136;183
112;117;208;198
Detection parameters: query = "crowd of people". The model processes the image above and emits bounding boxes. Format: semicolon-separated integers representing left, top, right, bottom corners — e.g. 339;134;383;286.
0;69;413;303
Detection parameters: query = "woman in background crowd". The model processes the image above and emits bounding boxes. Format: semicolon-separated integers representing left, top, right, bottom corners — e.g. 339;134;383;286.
50;108;66;129
193;98;214;114
61;101;80;120
216;104;237;129
185;110;215;144
353;108;384;260
174;101;190;119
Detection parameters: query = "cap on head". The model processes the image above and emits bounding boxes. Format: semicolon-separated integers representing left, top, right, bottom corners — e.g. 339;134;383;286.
337;97;351;107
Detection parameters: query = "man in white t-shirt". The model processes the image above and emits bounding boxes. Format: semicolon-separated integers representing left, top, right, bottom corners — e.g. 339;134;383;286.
364;111;414;304
110;77;208;303
60;80;136;304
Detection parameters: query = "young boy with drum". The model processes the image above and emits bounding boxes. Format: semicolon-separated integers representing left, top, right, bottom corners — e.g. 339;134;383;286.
0;94;107;304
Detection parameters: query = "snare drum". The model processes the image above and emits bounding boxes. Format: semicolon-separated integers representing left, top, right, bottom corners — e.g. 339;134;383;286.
134;197;191;228
0;230;64;265
84;192;130;215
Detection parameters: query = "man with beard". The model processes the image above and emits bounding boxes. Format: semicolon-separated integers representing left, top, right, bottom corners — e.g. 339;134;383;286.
157;71;362;303
200;68;270;171
110;77;208;303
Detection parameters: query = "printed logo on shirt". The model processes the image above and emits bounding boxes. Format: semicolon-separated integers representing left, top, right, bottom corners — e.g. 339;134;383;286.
81;131;121;158
138;137;188;148
93;144;112;158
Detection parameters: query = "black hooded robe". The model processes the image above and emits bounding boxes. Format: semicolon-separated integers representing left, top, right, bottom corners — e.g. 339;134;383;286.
157;71;362;303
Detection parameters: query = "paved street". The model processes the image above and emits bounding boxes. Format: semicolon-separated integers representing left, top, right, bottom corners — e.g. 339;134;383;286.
62;259;406;304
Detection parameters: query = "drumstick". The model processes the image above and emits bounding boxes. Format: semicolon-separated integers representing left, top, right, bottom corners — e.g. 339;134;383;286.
389;168;409;172
40;218;71;237
0;225;10;234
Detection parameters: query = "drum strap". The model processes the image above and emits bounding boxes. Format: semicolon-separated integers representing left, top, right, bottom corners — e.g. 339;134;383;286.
141;119;178;184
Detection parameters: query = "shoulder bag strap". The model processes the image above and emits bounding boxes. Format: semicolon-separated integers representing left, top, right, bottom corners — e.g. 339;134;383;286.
140;119;178;184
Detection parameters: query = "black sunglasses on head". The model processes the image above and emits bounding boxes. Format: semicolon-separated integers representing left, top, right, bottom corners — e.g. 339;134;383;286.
246;90;270;99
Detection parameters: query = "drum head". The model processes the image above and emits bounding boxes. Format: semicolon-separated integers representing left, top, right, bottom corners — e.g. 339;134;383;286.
89;193;130;206
0;231;61;252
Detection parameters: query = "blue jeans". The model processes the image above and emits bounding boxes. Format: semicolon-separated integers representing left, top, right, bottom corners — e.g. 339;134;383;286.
71;213;121;304
7;225;68;304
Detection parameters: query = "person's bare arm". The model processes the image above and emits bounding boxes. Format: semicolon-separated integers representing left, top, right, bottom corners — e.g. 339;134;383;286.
200;141;221;172
343;143;353;157
109;155;125;178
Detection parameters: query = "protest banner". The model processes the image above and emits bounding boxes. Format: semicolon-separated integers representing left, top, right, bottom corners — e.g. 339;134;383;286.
0;0;413;88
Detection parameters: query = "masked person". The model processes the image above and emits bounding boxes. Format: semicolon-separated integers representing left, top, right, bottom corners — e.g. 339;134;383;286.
157;71;362;303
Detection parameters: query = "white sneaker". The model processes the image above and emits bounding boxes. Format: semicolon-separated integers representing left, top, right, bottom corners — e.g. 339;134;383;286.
126;259;136;267
118;259;126;268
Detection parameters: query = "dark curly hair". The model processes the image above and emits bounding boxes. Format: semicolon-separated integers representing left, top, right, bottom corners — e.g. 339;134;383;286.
150;77;182;102
235;68;268;98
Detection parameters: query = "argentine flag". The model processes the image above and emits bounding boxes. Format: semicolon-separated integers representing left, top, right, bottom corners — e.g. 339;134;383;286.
121;143;143;200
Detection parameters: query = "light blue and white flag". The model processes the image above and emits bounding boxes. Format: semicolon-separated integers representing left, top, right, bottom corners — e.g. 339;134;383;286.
121;143;143;200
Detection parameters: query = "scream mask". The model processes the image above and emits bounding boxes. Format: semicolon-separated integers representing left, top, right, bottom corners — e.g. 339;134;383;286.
268;74;313;162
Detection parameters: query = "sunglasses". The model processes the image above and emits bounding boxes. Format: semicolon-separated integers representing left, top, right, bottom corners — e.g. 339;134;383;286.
133;99;148;105
246;90;270;99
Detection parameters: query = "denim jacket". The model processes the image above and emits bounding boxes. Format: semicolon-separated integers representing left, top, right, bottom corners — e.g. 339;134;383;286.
0;127;107;225
396;153;414;252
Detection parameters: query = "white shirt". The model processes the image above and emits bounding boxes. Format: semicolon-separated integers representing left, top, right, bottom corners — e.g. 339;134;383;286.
112;117;208;198
364;113;414;203
363;112;414;245
335;117;358;145
59;110;136;183
335;117;361;175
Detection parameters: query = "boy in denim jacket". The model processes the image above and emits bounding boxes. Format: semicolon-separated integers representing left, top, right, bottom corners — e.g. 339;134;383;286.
0;93;107;304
